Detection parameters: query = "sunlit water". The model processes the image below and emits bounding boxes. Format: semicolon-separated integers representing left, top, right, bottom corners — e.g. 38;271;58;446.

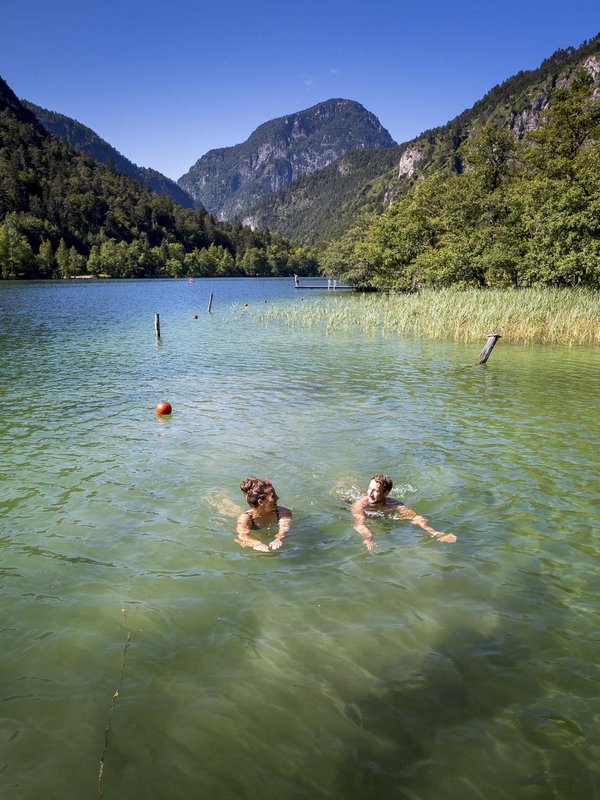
1;278;599;800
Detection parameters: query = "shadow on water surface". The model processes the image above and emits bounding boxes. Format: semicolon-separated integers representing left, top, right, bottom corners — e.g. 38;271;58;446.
332;576;599;800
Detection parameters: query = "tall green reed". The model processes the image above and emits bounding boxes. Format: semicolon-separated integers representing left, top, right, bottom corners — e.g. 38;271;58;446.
254;288;600;345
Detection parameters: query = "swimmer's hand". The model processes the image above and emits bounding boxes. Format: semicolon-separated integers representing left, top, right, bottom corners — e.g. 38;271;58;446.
434;531;457;544
364;537;377;552
409;514;456;544
235;536;270;552
269;538;283;550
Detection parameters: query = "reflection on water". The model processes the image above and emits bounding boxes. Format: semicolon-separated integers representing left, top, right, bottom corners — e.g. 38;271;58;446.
1;279;599;799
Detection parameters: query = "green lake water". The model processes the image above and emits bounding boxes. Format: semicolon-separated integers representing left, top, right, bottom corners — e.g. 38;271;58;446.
1;278;599;800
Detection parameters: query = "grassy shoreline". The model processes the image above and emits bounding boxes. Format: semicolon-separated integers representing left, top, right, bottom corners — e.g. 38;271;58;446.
259;288;600;345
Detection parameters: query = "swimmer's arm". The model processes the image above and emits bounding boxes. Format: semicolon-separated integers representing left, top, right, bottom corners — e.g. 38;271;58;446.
235;513;270;552
395;505;457;543
269;507;292;550
351;498;376;551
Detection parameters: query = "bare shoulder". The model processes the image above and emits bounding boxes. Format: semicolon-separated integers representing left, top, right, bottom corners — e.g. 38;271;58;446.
351;495;368;512
237;510;252;525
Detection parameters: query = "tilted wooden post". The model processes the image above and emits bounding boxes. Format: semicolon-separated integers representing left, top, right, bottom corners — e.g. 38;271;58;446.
207;292;213;313
154;313;161;339
479;333;501;364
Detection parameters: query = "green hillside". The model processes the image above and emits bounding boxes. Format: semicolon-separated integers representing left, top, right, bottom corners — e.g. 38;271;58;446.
323;68;600;290
245;34;600;246
23;101;195;208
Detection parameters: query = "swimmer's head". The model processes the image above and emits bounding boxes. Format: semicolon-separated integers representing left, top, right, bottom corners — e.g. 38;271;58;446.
240;476;278;508
367;474;392;505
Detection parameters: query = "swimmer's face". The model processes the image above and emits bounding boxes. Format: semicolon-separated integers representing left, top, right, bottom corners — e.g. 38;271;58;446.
367;479;387;505
259;488;278;511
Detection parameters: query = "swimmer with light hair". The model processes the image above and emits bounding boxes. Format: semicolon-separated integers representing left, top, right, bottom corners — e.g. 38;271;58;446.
351;474;456;551
236;477;292;552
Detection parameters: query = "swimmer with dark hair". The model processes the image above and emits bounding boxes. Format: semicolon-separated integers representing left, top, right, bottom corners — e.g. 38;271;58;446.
351;473;456;551
236;477;292;552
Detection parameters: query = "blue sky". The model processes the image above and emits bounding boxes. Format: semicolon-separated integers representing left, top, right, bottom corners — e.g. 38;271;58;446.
2;0;598;181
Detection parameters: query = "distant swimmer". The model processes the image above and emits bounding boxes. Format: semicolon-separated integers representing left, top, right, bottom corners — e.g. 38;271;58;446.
236;477;292;552
351;474;456;551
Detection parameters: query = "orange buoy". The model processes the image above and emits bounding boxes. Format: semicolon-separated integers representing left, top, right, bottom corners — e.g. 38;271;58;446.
155;401;172;415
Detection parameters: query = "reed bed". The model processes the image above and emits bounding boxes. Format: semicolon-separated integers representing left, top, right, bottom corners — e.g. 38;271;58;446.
256;288;600;345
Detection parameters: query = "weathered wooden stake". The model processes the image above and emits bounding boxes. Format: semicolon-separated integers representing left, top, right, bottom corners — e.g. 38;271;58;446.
207;292;213;313
479;333;501;364
154;313;161;339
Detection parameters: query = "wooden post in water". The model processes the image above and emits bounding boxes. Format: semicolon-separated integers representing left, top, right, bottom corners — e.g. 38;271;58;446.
479;333;501;364
207;292;213;313
154;313;161;339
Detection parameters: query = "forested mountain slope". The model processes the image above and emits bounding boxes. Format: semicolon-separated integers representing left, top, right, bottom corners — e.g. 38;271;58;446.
23;101;195;208
322;67;600;290
244;34;600;245
0;75;317;279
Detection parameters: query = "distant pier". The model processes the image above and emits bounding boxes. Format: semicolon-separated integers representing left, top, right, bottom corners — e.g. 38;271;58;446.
293;275;352;290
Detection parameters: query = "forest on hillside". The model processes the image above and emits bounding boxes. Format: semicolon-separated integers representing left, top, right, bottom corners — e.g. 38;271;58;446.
322;72;600;290
0;98;319;279
245;36;600;253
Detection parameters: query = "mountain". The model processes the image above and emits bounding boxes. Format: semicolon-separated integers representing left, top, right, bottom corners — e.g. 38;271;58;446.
177;98;396;220
22;101;195;208
243;33;600;245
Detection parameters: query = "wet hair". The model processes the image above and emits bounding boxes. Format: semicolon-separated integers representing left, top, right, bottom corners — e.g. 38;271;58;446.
240;476;275;507
369;474;393;494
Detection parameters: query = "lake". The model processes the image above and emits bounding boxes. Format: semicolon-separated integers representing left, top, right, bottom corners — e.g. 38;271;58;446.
1;278;599;800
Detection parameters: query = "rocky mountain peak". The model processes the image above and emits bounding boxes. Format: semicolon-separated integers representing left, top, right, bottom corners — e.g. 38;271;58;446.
177;98;396;220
